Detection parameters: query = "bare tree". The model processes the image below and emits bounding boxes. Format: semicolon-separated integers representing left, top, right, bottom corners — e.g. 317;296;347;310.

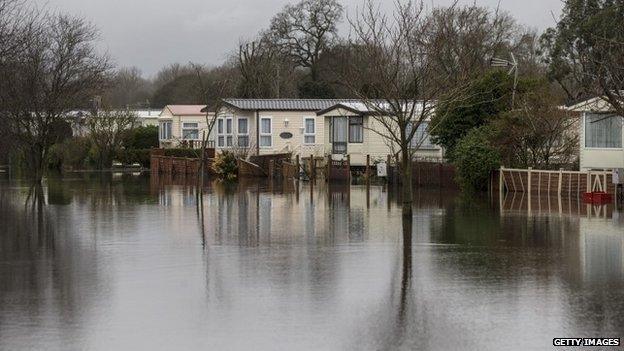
152;63;197;90
421;4;523;88
0;6;111;182
87;110;138;169
268;0;343;81
491;84;579;169
103;66;153;108
192;64;230;187
341;1;471;210
236;36;297;98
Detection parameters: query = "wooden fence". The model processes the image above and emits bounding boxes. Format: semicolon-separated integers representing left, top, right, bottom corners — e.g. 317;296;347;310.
499;167;616;196
412;161;457;188
327;155;350;181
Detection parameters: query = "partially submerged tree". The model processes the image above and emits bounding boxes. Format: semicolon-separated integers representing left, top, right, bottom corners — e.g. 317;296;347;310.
453;126;501;192
340;1;469;210
491;82;579;169
268;0;344;81
87;110;138;169
0;6;111;182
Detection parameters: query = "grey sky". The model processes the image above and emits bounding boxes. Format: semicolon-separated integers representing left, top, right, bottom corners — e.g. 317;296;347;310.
40;0;564;77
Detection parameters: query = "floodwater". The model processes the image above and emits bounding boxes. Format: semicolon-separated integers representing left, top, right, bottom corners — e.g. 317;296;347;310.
0;173;623;351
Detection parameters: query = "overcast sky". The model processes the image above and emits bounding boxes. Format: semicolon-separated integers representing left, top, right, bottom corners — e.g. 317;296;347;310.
38;0;564;77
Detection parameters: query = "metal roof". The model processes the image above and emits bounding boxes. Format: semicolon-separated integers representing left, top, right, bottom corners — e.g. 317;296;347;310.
222;99;364;111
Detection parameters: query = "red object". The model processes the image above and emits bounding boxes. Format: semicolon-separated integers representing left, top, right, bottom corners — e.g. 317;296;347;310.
583;192;613;204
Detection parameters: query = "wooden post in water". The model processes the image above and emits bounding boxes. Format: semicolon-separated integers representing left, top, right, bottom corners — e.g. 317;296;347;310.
347;154;351;183
527;167;532;214
268;159;275;180
327;155;332;182
387;155;392;184
499;166;504;194
310;154;315;181
499;166;505;212
558;168;563;196
366;154;370;208
586;170;591;192
295;155;300;180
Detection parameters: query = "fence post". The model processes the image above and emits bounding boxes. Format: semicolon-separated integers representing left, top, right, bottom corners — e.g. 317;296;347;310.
269;159;275;180
438;162;442;187
295;155;300;180
347;154;351;183
387;154;392;183
310;154;315;181
366;155;370;180
558;168;563;196
499;166;504;194
527;167;532;195
327;155;331;181
586;170;591;192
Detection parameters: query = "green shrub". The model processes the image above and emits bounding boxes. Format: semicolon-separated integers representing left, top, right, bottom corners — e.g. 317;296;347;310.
163;148;201;158
123;126;159;149
48;137;93;170
453;127;501;192
212;151;238;180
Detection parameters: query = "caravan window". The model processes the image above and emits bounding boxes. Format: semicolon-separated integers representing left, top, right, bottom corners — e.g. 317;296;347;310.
349;117;363;143
304;117;316;144
182;123;199;140
260;117;272;147
237;118;249;147
585;114;622;148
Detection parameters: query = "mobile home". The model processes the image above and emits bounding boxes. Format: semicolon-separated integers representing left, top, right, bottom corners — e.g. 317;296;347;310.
159;99;444;166
568;97;624;171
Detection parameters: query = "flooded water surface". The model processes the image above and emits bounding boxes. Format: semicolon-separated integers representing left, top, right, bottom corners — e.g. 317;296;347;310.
0;173;623;350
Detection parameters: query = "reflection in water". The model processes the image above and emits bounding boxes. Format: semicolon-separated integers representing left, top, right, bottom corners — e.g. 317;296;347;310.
397;212;412;341
0;174;623;350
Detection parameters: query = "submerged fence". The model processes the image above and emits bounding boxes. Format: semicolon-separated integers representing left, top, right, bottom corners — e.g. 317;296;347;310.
499;167;616;196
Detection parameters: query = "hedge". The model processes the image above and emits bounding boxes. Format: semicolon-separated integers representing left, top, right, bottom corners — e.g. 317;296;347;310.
163;148;201;158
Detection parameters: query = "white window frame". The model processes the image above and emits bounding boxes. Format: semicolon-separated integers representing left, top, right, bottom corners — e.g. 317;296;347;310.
160;120;172;140
217;116;234;148
226;117;233;147
217;118;225;147
237;117;249;148
181;122;200;140
409;121;436;149
259;116;273;148
583;113;624;150
303;117;316;145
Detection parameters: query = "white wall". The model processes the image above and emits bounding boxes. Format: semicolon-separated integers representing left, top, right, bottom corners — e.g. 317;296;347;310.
580;112;624;170
158;107;213;148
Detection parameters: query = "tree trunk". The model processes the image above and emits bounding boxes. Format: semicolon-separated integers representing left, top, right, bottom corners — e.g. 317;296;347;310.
400;146;413;211
310;63;318;82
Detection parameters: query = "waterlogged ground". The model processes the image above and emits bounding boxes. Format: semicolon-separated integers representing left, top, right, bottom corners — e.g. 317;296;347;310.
0;173;623;350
